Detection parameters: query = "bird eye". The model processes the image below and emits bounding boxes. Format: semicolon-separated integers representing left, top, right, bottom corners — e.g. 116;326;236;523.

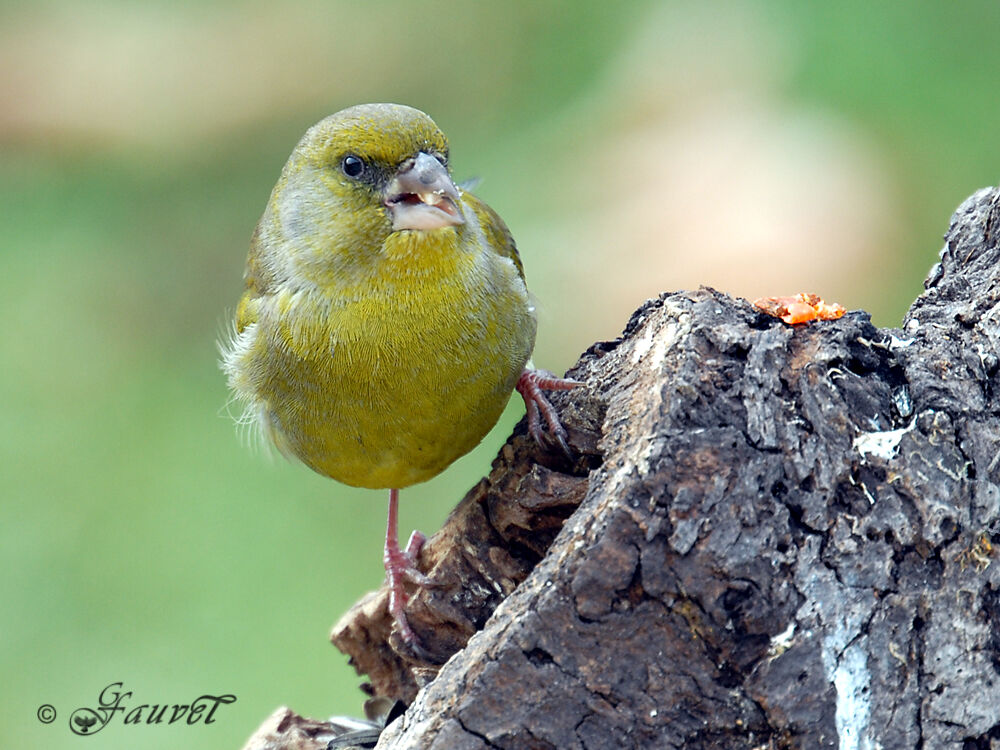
341;155;365;178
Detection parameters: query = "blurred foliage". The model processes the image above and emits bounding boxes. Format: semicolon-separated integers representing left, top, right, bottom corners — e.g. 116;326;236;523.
3;2;1000;749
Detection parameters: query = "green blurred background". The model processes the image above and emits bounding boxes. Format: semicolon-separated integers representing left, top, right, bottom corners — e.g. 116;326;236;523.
3;1;1000;748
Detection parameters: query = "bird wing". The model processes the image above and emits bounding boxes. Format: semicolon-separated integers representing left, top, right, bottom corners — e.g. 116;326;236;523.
462;192;525;281
234;223;271;333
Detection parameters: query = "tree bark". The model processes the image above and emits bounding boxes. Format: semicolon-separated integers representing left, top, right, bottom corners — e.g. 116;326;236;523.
241;187;1000;750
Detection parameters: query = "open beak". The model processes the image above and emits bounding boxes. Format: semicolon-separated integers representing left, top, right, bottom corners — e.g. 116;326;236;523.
384;151;464;231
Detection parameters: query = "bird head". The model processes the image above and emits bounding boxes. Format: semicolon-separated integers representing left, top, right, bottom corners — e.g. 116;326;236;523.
269;104;465;263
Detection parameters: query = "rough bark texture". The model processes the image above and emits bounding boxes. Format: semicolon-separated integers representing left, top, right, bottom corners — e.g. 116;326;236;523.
242;187;1000;750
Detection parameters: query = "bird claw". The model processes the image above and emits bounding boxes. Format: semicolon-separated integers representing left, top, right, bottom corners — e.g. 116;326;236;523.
552;431;572;460
403;529;426;559
384;545;426;653
516;369;581;457
384;527;445;657
404;530;448;588
396;531;434;587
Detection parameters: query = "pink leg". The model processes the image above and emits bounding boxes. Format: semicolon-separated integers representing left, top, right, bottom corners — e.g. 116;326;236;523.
515;369;582;455
383;488;431;653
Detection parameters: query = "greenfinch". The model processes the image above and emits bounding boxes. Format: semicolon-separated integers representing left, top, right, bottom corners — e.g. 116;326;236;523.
221;103;577;650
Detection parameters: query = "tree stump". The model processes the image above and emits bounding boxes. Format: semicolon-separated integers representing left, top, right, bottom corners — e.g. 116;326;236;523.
240;187;1000;750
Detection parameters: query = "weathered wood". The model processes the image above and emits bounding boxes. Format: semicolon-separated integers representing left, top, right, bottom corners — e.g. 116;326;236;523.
243;187;1000;750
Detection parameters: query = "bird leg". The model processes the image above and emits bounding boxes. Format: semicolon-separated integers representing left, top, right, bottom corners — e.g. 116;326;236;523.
383;488;432;654
515;368;583;455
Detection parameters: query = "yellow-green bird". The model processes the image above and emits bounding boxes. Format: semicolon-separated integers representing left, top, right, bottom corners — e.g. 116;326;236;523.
221;103;577;650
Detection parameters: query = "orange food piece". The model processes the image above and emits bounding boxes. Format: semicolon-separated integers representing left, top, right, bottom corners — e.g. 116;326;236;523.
752;293;846;325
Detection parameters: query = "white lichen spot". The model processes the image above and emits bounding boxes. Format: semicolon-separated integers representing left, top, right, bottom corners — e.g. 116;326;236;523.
892;385;912;419
630;314;682;374
852;421;915;461
830;642;875;750
631;323;657;364
767;621;796;658
888;334;915;350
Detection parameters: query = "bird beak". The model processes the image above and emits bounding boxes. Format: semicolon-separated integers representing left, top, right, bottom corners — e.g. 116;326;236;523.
384;152;465;231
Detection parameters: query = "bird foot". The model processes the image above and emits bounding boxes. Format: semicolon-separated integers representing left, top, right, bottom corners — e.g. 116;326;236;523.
394;530;433;586
516;368;583;456
384;529;436;657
